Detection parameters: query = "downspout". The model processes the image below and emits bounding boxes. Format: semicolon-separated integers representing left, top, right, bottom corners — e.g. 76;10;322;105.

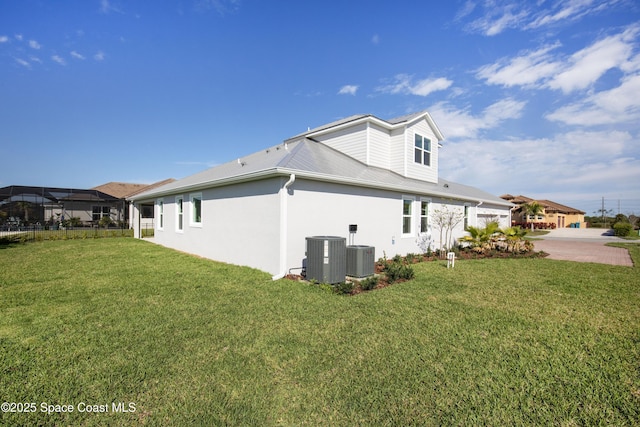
272;174;296;280
476;201;483;228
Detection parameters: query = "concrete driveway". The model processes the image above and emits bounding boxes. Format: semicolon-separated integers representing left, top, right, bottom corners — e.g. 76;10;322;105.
532;228;634;267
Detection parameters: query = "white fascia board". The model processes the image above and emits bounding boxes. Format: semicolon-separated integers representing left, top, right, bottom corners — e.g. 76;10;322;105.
419;112;445;141
128;169;282;202
275;168;512;207
306;112;445;142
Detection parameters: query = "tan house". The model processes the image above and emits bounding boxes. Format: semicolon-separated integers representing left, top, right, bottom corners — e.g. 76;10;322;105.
501;194;586;229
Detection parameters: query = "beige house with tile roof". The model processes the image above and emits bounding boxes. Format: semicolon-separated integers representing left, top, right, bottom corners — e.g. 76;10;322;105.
501;194;586;228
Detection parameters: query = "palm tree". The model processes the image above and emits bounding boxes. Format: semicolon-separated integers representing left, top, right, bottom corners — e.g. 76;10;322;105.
459;221;500;253
500;225;529;253
521;201;544;231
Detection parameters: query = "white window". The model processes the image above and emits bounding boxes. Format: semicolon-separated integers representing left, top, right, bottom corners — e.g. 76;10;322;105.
157;199;164;230
176;196;183;232
190;193;202;227
402;197;414;236
414;134;431;166
420;199;430;233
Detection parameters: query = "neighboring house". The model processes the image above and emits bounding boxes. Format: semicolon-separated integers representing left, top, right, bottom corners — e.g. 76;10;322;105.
93;179;175;229
501;194;586;228
0;185;120;228
129;111;514;278
0;180;174;230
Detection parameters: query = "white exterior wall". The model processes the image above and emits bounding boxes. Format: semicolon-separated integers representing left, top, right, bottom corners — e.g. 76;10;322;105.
315;123;368;164
403;120;438;183
132;176;512;277
284;179;478;270
389;127;406;176
367;123;391;169
148;178;283;274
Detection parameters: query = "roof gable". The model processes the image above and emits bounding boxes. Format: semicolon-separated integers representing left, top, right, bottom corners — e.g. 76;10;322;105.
287;110;444;142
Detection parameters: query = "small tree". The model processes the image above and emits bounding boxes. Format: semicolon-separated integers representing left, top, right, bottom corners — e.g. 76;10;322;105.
521;201;544;231
459;221;500;253
432;206;464;255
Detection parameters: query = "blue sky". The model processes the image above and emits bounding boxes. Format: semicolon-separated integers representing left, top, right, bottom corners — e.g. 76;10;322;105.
1;0;639;216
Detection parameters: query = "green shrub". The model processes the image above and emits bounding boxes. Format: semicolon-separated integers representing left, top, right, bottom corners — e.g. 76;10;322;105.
333;281;354;295
613;222;633;236
360;276;379;291
385;261;415;284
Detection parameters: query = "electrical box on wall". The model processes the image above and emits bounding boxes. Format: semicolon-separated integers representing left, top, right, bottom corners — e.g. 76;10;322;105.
305;236;346;284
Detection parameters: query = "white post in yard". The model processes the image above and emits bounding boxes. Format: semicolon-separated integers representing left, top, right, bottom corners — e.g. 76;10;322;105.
447;252;455;268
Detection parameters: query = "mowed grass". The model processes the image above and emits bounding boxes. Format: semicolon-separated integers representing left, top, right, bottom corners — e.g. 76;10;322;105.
1;239;639;426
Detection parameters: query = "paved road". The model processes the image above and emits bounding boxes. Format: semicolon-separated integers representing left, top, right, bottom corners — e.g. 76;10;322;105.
533;228;634;267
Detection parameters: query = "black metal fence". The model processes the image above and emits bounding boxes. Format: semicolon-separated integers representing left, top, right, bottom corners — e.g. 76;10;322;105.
0;226;135;243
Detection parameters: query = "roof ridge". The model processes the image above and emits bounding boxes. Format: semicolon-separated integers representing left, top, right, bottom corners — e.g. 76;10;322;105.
275;139;306;168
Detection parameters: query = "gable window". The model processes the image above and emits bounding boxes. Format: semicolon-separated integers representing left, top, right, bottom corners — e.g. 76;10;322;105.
157;200;164;230
402;197;414;236
420;199;430;233
176;196;183;232
414;134;431;166
190;193;202;227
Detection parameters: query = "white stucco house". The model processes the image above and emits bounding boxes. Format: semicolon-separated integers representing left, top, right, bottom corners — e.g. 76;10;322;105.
129;111;513;279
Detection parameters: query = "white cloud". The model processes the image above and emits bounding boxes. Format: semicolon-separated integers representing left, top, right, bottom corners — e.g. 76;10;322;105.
51;55;66;65
338;85;358;96
15;58;31;68
454;0;476;21
546;73;640;126
94;51;106;61
195;0;241;15
377;74;453;97
429;98;526;139
28;40;41;49
0;35;8;43
476;43;562;88
70;51;85;60
438;129;639;203
477;25;639;93
460;0;625;36
371;34;380;45
472;8;529;36
100;0;122;14
525;0;600;29
548;27;638;93
15;34;23;41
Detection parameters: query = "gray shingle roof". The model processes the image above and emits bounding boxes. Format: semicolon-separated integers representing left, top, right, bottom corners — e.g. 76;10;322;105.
130;138;511;207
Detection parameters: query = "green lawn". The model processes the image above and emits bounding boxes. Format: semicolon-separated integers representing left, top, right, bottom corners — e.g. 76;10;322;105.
1;239;639;426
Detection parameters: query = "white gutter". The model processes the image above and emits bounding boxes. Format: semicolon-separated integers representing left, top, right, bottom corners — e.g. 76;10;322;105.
272;173;296;280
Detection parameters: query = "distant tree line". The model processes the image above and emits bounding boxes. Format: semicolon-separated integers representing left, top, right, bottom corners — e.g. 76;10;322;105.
586;213;638;236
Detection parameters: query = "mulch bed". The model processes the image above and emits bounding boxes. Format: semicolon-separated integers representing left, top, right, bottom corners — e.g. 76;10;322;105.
285;250;549;295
